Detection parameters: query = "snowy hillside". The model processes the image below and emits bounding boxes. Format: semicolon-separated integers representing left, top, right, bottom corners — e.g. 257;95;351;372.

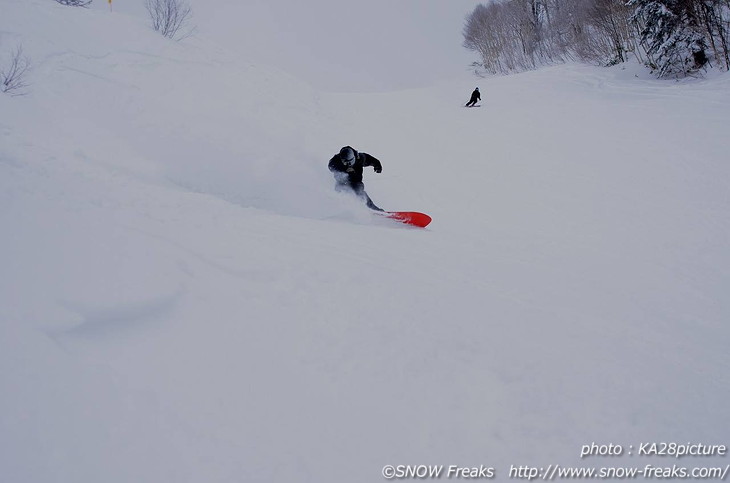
1;1;729;482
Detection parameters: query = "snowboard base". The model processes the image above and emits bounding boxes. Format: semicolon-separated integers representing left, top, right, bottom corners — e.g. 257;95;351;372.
378;211;432;228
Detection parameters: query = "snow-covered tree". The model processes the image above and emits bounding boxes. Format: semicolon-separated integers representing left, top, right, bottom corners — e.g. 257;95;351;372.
629;0;709;77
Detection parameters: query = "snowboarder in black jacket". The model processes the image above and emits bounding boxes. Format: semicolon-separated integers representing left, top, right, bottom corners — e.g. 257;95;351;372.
465;87;480;107
328;146;384;211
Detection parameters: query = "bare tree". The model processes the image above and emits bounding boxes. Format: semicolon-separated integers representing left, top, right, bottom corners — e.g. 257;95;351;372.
55;0;93;6
145;0;195;40
695;0;730;70
464;0;571;75
464;4;504;74
464;0;728;77
573;0;636;65
1;45;31;96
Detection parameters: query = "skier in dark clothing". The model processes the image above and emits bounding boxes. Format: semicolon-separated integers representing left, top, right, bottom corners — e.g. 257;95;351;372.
465;87;481;107
328;146;384;211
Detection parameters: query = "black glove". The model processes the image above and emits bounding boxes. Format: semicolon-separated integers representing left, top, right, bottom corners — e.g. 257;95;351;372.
374;166;382;173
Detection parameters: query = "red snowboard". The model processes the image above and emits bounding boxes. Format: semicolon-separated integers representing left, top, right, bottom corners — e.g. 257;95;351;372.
379;211;432;228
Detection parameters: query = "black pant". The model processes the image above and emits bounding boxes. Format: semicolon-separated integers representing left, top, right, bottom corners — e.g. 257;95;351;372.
466;97;479;107
336;181;384;211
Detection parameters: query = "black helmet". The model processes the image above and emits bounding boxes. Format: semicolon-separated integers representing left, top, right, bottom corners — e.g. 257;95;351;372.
340;146;356;165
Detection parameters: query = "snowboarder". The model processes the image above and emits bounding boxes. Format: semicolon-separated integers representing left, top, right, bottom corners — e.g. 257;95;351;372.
465;87;481;107
328;146;384;211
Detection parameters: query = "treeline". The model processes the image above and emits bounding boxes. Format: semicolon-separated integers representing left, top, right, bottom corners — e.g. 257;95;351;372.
463;0;730;78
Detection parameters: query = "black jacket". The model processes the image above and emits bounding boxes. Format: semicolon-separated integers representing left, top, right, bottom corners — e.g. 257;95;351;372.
470;89;481;102
328;147;382;185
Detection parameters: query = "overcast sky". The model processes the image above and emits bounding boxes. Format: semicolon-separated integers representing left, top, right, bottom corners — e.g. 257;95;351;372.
96;0;484;92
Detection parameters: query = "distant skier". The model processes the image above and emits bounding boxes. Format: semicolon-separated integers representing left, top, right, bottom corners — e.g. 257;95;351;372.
328;146;384;211
465;87;481;107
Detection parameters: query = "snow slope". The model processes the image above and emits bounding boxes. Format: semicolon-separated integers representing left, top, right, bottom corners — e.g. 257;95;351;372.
1;1;729;482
